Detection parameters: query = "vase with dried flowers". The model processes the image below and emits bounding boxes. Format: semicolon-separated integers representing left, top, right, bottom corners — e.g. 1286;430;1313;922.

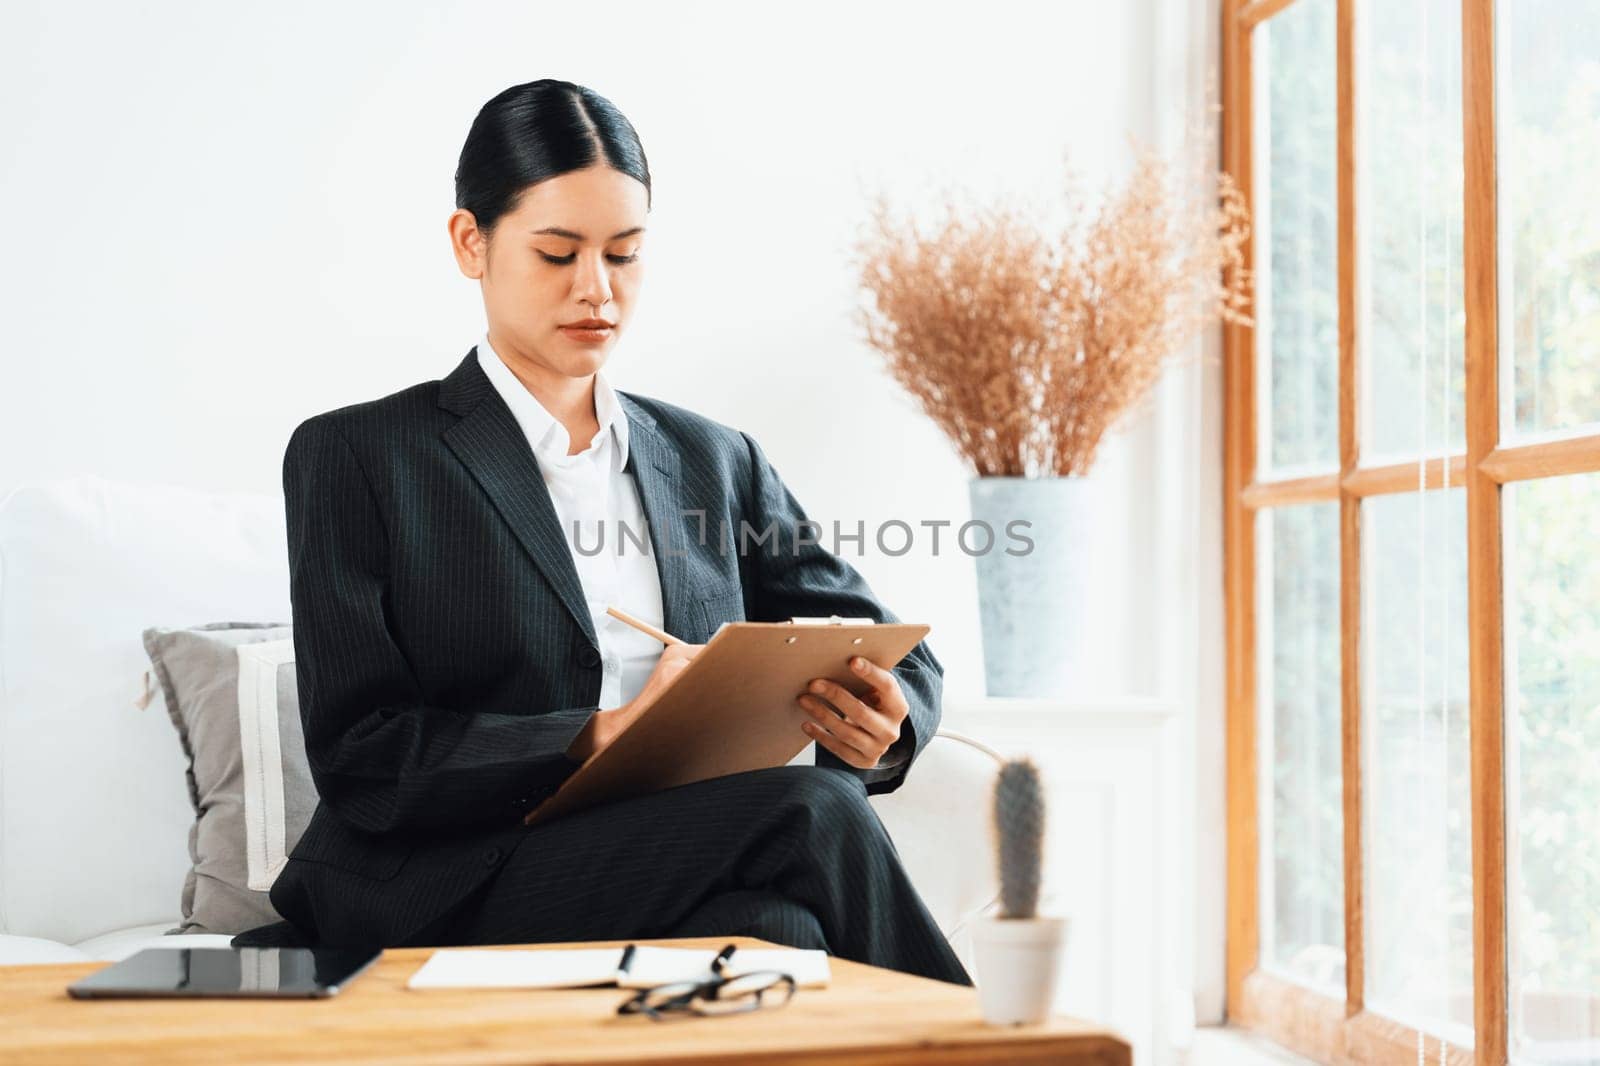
851;144;1251;696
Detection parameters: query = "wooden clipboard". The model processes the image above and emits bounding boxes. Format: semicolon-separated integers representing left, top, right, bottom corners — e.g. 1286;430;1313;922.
523;619;931;826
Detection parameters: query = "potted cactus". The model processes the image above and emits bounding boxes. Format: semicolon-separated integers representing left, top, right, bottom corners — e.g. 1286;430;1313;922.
971;757;1068;1025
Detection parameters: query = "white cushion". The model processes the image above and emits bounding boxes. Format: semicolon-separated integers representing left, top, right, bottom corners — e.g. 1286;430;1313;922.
0;923;237;966
72;924;235;962
0;935;91;965
0;477;288;943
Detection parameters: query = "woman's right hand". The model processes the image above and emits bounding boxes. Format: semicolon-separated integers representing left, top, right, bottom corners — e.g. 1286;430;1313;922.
565;641;705;761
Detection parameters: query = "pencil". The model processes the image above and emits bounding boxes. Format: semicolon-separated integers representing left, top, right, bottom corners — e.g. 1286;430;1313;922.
605;605;686;647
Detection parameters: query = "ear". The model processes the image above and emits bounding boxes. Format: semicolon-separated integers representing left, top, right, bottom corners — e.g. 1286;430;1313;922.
447;208;488;280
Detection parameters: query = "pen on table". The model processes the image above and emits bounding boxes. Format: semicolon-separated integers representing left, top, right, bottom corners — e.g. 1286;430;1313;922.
606;605;685;647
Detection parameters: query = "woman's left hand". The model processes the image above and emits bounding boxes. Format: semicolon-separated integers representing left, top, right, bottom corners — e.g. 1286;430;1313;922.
795;656;908;769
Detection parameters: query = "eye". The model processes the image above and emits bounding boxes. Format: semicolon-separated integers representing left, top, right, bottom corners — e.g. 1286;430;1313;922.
538;252;639;266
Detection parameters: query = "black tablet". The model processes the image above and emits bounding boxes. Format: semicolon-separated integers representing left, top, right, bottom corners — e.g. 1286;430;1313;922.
67;946;382;999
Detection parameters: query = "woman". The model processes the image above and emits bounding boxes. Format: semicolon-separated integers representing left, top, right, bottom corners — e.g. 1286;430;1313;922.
243;78;971;987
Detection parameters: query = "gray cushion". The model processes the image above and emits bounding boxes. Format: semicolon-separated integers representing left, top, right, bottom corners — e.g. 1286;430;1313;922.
142;622;313;934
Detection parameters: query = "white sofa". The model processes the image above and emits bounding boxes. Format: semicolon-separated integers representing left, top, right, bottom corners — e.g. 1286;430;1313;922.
0;476;1002;969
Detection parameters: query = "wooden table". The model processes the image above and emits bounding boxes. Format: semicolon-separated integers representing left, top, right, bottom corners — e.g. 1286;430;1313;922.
0;936;1130;1065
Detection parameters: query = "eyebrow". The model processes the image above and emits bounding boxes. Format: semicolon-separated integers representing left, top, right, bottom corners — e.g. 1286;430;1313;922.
530;226;646;241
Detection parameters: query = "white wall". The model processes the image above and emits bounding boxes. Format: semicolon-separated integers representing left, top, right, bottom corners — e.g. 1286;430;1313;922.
1;0;1226;1035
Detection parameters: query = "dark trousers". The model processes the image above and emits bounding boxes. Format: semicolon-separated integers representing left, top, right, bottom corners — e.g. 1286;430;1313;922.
413;764;972;987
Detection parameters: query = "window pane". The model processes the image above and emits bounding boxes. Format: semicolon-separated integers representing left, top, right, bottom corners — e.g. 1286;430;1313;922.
1500;1;1600;441
1253;0;1339;476
1362;489;1474;1043
1256;502;1344;990
1358;0;1465;461
1505;473;1600;1064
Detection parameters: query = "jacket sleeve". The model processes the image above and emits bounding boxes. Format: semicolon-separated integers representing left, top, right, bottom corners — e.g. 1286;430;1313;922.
739;430;944;795
284;414;598;835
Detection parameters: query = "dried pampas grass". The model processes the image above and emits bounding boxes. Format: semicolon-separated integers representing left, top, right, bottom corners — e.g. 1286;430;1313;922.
851;145;1252;477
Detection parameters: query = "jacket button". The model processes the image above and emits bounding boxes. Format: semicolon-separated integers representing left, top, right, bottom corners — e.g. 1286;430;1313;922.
578;646;601;668
484;847;504;867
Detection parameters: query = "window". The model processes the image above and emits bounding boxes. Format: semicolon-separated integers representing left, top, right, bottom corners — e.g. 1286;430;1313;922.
1223;1;1600;1062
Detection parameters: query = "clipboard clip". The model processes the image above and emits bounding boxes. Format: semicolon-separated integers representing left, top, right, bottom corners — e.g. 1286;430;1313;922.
787;615;875;625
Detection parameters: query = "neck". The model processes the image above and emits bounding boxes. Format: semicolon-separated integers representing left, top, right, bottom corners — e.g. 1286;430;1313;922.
487;329;601;456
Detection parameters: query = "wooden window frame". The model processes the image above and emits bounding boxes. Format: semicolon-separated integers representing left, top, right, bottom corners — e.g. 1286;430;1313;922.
1221;1;1600;1063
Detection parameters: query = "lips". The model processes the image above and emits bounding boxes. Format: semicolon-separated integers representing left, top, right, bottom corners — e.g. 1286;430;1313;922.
560;322;614;343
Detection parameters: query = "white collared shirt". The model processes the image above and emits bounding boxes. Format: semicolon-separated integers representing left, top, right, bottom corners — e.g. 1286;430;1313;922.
476;333;666;710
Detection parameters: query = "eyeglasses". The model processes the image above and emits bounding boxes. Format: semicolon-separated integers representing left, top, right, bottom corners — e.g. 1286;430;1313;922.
615;942;797;1021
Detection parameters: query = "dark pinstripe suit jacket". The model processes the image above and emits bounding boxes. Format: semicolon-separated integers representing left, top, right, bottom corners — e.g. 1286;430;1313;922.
270;345;944;946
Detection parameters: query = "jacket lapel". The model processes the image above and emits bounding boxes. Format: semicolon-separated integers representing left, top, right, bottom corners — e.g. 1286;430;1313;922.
437;347;692;650
616;392;693;642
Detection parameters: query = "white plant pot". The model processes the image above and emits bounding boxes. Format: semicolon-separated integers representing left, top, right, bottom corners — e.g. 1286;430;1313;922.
970;914;1069;1026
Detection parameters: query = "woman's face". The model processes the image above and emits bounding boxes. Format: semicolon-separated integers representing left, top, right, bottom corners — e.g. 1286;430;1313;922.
450;164;648;379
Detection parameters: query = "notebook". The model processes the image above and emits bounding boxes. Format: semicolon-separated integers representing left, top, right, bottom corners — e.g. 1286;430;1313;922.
406;944;831;990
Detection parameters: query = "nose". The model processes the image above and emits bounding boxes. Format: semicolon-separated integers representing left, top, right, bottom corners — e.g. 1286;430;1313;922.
572;251;614;312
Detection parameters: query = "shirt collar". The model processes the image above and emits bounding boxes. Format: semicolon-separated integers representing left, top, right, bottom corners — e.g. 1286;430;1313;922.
476;333;630;473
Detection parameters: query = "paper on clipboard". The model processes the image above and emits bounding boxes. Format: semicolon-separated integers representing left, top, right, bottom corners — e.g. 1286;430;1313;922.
712;615;875;638
787;616;875;625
